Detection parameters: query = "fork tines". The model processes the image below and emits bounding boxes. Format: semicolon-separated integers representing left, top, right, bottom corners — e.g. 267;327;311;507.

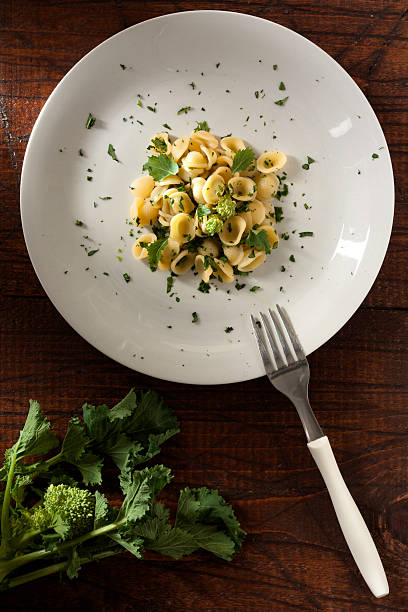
250;305;306;372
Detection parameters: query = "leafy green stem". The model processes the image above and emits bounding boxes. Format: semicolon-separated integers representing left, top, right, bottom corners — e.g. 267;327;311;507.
0;439;21;557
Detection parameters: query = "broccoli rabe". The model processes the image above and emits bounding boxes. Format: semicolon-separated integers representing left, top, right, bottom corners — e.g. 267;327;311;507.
215;193;236;220
205;214;223;236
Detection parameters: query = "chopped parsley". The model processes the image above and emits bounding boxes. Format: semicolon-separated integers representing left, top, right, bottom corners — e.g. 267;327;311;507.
151;137;167;152
372;153;379;159
299;231;314;237
189;82;196;89
78;148;84;156
99;196;112;200
235;281;246;291
85;113;96;129
273;64;278;70
147;237;168;271
177;106;192;115
274;96;289;106
250;286;261;292
247;229;272;253
198;281;210;293
86;176;92;181
289;254;296;262
120;64;127;70
107;144;119;162
274;206;284;222
166;276;174;294
87;249;99;256
192;312;199;323
279;81;286;90
225;327;234;333
75;220;84;227
162;123;172;130
197;203;211;220
216;62;221;68
123;273;131;283
194;120;210;132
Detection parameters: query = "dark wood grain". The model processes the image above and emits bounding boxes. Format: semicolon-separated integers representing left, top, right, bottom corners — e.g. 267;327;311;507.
1;1;407;610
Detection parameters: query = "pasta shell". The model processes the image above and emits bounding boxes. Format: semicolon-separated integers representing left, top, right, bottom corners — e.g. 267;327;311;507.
170;213;195;244
256;224;279;249
219;215;246;246
149;185;167;209
200;145;218;169
238;199;266;234
193;211;207;237
203;173;225;204
237;248;266;272
132;233;157;260
170;192;195;215
178;166;203;182
191;130;219;149
228;176;257;201
214;154;233;168
172;137;189;162
158;175;182;186
130;196;158;226
212;166;232;183
191;177;207;204
150;132;171;155
214;258;234;283
182;151;208;169
256;151;287;174
220;136;246;155
223;245;244;266
195;255;213;282
263;202;276;225
171;250;196;275
256;173;279;202
130;175;154;199
158;238;181;271
197;238;220;257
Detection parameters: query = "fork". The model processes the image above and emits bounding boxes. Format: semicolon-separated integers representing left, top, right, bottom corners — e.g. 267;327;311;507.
250;305;389;598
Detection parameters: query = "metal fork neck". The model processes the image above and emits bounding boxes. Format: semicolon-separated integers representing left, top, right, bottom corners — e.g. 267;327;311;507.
291;396;324;442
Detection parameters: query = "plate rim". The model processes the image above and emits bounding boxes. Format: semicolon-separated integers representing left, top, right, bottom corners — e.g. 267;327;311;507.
20;10;395;385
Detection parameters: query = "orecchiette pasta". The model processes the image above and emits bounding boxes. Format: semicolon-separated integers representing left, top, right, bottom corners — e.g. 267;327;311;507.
130;128;287;285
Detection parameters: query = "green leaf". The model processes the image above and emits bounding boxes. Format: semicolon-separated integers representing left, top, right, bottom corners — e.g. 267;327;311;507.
66;547;81;579
108;144;119;162
147;527;197;559
85;113;96;129
274;96;289;106
246;228;272;254
108;532;144;558
75;452;103;486
147;238;168;271
142;154;178;181
231;148;255;174
104;434;136;471
196;203;211;220
60;418;89;463
109;389;136;421
94;491;112;529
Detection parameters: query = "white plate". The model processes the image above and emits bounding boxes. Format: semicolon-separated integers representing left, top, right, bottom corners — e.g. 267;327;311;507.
21;11;394;385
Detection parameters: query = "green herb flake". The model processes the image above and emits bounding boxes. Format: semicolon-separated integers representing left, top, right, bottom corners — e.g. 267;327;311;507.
120;63;127;70
250;286;261;292
78;149;84;157
198;281;210;293
146;237;168;271
189;82;196;90
274;96;289;106
194;120;210;132
235;281;246;291
279;81;286;90
197;203;211;220
162;123;172;130
230;148;255;174
99;196;112;200
216;62;221;68
225;326;234;333
137;99;143;108
273;64;278;70
108;144;119;162
246;228;272;254
123;273;131;283
75;220;84;227
85;113;96;129
289;254;295;262
166;276;174;294
299;232;314;237
87;249;99;256
192;312;199;323
274;207;284;222
177;106;192;115
372;153;379;159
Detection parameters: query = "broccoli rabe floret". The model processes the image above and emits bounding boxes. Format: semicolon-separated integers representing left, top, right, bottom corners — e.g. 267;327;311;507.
215;193;236;220
205;215;223;236
28;484;95;540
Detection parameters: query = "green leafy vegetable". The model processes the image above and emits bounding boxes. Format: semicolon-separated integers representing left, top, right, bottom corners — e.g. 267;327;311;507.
196;204;211;220
142;154;179;181
230;148;255;174
85;113;96;129
246;229;272;254
146;238;168;271
151;137;167;153
107;144;119;162
0;392;243;589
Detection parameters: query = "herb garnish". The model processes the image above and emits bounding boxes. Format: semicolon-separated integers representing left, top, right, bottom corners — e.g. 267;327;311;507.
274;206;284;222
235;281;246;291
147;105;156;113
143;154;179;181
250;286;261;292
85;113;96;129
198;281;210;293
177;106;192;115
192;312;199;323
225;327;233;333
197;203;211;220
75;220;84;227
78;149;84;156
87;249;99;256
123;273;131;283
166;276;174;294
162;123;172;130
99;196;112;200
289;254;296;262
279;82;286;90
231;148;255;174
194;120;210;132
299;232;314;237
246;229;272;254
372;153;379;159
146;238;168;271
274;96;289;106
108;144;119;162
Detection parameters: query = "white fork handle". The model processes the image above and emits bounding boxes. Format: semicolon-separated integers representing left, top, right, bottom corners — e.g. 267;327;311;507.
307;436;389;598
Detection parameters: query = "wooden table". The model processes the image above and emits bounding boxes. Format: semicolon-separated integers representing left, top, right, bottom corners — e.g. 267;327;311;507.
1;1;407;610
